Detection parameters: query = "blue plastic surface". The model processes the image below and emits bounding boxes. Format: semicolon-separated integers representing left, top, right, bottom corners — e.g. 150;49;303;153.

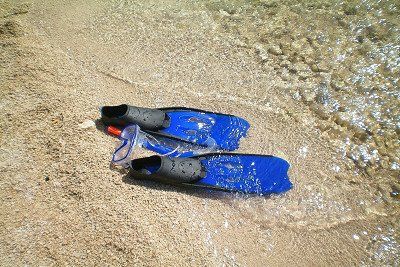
196;154;292;194
160;110;250;151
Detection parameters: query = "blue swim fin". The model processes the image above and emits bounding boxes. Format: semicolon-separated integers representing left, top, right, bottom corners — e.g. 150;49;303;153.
101;105;250;151
129;153;292;195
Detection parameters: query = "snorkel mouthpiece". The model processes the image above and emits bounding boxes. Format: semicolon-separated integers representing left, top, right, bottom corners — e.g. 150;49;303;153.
107;125;122;137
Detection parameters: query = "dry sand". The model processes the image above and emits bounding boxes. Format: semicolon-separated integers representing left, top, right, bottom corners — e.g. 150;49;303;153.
1;0;399;266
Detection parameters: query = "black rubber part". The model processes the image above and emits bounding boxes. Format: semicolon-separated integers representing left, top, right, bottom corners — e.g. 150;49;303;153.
129;155;206;184
101;104;170;130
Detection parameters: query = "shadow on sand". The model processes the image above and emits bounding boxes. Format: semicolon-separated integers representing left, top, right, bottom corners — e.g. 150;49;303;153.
121;170;236;201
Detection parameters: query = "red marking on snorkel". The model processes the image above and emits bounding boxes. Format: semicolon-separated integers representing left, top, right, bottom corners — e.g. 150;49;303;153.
107;126;122;137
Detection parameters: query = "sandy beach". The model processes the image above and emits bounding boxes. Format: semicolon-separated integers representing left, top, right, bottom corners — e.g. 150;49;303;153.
1;0;399;265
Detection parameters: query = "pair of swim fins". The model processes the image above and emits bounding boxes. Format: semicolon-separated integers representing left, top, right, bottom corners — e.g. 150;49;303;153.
101;104;292;194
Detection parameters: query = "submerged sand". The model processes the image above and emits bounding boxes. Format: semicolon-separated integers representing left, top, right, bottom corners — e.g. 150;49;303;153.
0;0;399;266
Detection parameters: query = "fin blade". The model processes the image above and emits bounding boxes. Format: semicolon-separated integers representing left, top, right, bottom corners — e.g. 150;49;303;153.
195;154;291;195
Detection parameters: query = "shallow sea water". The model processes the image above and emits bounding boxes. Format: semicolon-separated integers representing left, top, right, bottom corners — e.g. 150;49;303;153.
208;0;399;173
184;0;400;264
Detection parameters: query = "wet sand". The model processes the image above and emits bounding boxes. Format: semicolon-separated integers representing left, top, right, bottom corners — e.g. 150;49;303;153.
0;0;399;265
